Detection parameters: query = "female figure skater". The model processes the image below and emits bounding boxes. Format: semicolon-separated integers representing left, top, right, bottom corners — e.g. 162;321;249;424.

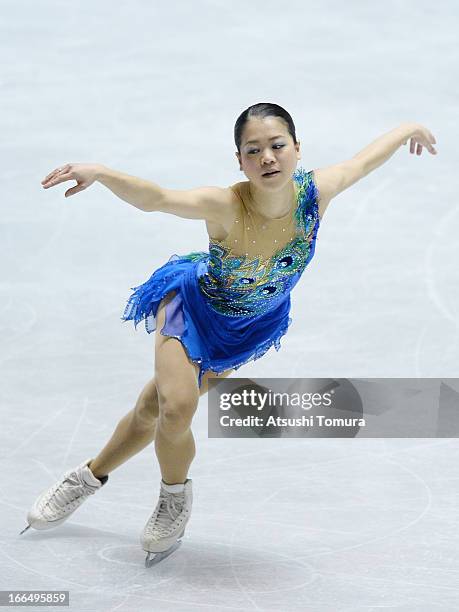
22;103;437;566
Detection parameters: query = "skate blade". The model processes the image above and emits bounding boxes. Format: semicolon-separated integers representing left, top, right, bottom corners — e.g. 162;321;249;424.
19;525;31;535
145;540;182;568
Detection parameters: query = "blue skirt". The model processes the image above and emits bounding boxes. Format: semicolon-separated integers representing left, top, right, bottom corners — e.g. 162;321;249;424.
121;252;293;387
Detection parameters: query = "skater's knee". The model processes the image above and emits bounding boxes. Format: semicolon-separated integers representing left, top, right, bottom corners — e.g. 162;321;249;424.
157;392;198;435
134;399;158;428
134;378;160;425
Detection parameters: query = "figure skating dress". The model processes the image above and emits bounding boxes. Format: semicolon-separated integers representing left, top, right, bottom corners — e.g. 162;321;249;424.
121;166;321;386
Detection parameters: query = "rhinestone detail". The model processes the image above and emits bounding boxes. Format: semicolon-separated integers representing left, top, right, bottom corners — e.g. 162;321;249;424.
197;167;320;317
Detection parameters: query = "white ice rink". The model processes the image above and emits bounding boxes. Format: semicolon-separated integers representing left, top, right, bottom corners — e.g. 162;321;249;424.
2;1;459;610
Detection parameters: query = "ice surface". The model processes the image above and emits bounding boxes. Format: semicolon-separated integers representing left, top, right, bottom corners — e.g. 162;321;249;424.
1;0;458;610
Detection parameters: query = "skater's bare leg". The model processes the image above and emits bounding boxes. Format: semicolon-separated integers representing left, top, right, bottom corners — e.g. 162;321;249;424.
88;368;229;480
154;291;232;485
88;378;160;478
88;293;232;480
154;355;198;484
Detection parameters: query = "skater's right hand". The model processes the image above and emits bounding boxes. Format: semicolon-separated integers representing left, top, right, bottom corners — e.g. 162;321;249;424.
401;124;437;156
41;163;104;198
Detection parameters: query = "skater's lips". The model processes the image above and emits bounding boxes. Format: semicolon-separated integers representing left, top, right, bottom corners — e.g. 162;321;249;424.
262;169;280;176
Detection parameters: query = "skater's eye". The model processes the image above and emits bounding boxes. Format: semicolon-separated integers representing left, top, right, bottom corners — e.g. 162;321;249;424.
247;144;285;154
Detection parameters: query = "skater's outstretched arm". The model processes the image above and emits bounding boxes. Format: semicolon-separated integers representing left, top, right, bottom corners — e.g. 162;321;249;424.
41;163;231;223
314;122;437;219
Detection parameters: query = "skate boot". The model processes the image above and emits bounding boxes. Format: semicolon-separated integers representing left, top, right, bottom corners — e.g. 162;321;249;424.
20;458;108;534
141;478;193;567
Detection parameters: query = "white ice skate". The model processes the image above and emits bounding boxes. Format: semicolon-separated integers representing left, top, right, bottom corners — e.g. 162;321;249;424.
141;478;193;567
20;458;108;534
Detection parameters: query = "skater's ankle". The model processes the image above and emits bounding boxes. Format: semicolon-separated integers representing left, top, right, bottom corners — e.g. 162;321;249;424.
87;460;108;482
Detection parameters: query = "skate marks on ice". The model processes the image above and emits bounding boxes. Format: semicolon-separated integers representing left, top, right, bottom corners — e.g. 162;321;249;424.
144;540;182;568
7;525;318;606
417;200;459;376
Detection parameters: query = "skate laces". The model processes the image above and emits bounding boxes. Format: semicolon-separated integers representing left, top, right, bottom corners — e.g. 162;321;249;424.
146;490;185;537
40;470;97;519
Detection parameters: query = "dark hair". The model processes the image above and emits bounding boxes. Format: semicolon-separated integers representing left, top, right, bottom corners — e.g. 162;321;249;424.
234;102;297;153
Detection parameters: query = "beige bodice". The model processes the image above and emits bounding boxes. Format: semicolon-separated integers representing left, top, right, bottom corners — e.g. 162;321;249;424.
211;180;300;262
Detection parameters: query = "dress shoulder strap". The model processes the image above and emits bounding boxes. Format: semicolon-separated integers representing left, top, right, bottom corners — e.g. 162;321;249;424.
228;182;248;223
294;168;320;208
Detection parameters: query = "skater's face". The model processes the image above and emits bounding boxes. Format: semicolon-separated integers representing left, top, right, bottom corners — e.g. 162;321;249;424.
236;117;301;189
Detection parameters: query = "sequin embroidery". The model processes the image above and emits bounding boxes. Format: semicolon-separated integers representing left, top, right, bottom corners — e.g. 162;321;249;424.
198;168;320;317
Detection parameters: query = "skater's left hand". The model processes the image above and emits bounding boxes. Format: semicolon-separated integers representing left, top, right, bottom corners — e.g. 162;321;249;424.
402;124;437;156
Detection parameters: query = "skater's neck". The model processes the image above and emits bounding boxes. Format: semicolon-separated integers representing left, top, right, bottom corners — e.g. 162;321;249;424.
246;179;297;220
